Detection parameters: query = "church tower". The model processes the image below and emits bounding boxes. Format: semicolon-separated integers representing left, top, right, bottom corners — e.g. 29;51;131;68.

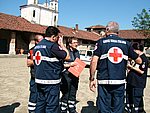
49;0;58;26
27;0;38;5
50;0;58;12
20;0;58;26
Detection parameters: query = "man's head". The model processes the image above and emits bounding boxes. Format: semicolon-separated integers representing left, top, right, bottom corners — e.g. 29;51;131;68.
68;37;79;50
45;26;60;42
106;21;119;34
34;34;43;44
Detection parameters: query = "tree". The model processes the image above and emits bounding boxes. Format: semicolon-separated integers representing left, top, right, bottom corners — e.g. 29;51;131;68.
132;9;150;46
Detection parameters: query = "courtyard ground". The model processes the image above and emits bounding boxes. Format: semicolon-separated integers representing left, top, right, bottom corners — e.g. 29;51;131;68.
0;55;149;113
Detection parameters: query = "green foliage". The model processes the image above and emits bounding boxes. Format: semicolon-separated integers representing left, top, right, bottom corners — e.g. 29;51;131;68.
132;9;150;46
132;9;150;30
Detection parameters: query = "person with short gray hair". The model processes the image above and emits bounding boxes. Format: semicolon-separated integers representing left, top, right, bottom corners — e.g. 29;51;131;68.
106;21;119;34
89;21;142;113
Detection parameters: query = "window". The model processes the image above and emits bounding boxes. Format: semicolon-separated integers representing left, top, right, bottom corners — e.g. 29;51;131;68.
79;50;86;56
87;51;93;56
33;10;35;17
54;16;56;22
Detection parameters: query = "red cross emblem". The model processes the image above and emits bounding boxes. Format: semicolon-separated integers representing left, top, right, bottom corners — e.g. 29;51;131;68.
35;51;42;65
108;47;123;63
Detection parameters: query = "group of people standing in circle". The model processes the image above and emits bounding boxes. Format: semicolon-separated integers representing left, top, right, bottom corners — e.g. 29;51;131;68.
27;21;148;113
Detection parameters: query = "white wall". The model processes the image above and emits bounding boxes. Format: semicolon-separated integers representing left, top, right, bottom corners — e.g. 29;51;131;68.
20;5;58;26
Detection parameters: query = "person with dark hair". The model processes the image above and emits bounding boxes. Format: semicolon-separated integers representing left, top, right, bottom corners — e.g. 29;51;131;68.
33;26;70;113
27;34;43;113
60;37;80;113
89;21;142;113
125;43;148;113
132;42;144;52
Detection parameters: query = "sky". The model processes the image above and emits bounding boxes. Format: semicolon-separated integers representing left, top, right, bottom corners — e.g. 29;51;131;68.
0;0;149;30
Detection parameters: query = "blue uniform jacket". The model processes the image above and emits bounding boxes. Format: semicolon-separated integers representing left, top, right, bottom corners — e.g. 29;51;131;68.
94;34;138;82
127;54;148;88
33;39;64;83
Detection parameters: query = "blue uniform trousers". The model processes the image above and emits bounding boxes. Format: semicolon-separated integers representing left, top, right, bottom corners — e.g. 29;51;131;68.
28;77;37;113
60;72;79;113
97;84;125;113
35;84;60;113
125;84;145;113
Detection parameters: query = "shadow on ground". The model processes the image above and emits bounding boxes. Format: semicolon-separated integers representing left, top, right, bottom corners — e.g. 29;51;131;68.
0;102;20;113
81;101;98;113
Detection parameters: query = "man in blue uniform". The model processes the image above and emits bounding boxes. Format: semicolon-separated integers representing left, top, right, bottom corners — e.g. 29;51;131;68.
125;43;148;113
60;37;80;113
33;26;70;113
89;21;142;113
27;34;43;113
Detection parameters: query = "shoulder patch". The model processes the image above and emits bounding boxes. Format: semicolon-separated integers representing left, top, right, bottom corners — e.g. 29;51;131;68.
142;62;146;69
94;43;98;50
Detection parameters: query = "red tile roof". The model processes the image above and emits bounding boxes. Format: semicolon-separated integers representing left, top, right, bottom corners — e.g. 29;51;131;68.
85;25;106;29
58;25;100;41
0;12;47;33
0;12;100;41
119;30;146;39
0;12;146;41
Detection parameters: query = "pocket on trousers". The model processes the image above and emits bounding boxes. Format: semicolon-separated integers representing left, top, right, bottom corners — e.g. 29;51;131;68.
50;85;60;95
47;85;60;106
133;88;144;97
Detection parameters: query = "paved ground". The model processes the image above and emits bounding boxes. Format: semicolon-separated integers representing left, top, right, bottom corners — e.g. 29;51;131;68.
0;55;150;113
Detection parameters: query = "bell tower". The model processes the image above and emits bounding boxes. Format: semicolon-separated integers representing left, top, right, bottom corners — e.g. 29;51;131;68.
20;0;59;26
49;0;58;26
27;0;38;5
50;0;58;12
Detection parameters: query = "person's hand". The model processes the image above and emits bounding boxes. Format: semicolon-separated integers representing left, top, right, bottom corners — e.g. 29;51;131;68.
89;80;96;92
58;35;64;47
70;62;78;67
127;63;132;69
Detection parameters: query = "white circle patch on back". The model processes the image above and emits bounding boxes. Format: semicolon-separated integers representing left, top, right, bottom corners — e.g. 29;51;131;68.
108;47;123;64
35;51;42;65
